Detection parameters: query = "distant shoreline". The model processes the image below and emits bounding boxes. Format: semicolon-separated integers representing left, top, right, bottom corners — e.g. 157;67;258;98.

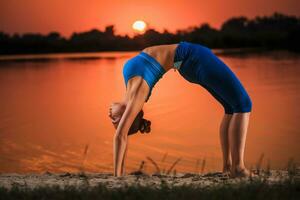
1;12;300;55
0;48;299;63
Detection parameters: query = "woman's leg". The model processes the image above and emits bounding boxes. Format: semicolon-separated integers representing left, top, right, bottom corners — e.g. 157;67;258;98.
219;114;233;173
228;112;251;177
195;50;252;176
199;83;235;173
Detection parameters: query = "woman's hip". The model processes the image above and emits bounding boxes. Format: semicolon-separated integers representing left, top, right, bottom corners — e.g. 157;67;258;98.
178;44;251;106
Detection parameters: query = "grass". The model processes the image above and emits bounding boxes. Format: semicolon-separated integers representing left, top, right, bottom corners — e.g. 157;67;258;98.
137;151;299;178
1;148;299;199
0;177;299;200
144;155;182;176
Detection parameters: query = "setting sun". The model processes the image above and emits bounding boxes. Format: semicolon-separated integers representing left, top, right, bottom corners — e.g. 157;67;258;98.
132;20;147;33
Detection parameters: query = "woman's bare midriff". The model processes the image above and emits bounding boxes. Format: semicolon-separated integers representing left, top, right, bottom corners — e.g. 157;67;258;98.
141;43;179;72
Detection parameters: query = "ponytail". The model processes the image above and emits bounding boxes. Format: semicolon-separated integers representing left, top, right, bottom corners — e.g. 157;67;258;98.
139;118;151;133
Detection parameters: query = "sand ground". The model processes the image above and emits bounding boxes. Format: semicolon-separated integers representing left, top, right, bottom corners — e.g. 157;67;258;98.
0;170;299;190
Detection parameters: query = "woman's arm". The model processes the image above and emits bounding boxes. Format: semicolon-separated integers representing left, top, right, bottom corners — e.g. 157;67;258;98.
113;92;145;177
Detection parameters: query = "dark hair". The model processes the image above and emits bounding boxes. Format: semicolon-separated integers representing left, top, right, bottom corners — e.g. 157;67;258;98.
128;110;151;135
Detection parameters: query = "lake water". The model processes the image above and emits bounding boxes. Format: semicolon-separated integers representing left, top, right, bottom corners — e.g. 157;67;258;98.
0;50;299;174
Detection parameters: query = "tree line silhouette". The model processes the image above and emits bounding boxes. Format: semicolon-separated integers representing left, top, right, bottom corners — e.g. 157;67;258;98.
0;12;299;55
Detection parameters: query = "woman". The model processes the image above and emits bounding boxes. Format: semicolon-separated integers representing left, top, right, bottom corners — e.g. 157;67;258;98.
109;41;252;178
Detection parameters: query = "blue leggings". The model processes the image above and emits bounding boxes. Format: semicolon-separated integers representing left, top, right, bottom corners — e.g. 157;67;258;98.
175;41;252;114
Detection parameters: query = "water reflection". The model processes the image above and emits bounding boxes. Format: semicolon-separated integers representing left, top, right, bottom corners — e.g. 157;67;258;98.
0;51;299;173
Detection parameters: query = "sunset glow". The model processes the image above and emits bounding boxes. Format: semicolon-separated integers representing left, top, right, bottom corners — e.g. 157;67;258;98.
0;0;300;187
0;0;299;37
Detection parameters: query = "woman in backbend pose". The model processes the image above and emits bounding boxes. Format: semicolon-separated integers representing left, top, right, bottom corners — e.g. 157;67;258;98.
109;41;252;178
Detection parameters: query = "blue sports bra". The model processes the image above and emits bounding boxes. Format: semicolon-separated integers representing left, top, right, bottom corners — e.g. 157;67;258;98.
123;51;166;102
122;41;188;102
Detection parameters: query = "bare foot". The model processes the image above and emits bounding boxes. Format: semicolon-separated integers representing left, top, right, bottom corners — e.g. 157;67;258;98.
230;167;252;178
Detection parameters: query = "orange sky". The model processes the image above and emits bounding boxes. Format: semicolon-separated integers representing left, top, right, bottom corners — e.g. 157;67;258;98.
0;0;299;38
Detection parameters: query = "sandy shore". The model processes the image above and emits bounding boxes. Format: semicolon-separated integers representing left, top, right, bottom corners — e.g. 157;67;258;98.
0;170;299;190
